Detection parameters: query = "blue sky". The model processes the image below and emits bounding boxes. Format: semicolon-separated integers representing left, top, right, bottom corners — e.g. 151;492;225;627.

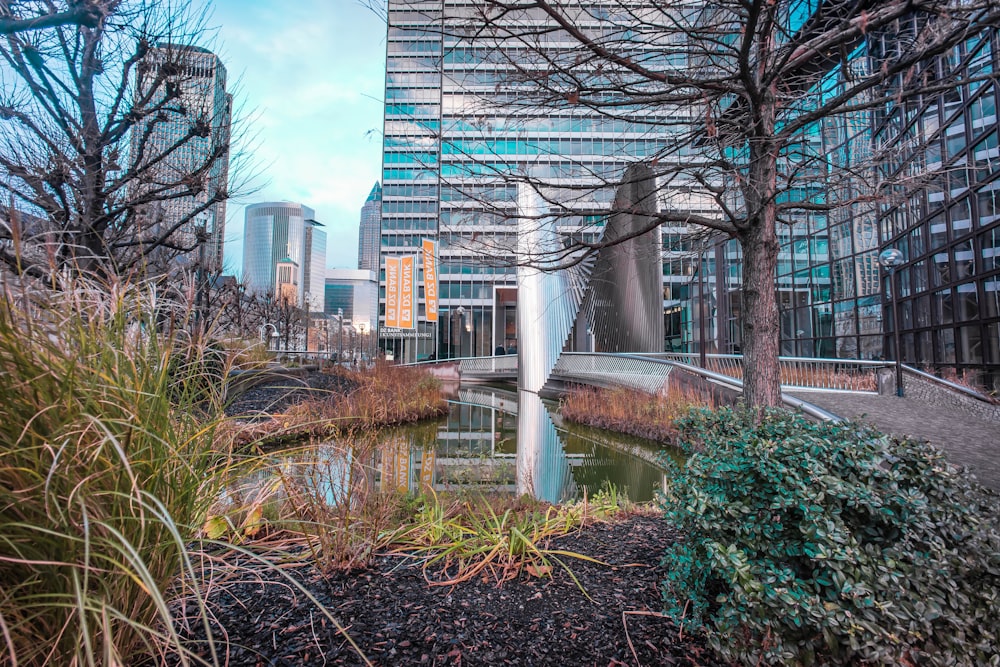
200;0;386;274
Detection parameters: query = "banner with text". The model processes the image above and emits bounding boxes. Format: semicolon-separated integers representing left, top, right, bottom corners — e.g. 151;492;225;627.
399;255;416;329
422;239;439;323
384;256;400;328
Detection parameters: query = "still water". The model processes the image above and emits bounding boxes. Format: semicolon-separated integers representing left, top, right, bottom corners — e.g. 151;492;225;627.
371;386;677;503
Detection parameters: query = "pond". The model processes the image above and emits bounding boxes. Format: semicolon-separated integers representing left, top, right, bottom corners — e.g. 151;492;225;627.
266;386;679;505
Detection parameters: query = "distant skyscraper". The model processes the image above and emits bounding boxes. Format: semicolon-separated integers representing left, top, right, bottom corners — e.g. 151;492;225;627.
132;44;232;274
358;182;381;271
243;202;327;313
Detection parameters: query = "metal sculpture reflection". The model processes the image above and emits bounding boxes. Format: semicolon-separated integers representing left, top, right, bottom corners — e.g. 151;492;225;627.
515;389;576;503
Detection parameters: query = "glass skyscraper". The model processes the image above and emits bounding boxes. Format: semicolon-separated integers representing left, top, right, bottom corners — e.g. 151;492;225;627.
242;202;327;313
358;182;382;271
381;1;702;362
133;45;231;274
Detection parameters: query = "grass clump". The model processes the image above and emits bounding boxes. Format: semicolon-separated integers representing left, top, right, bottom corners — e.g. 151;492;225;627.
389;487;631;588
659;407;1000;666
560;384;713;443
0;282;230;666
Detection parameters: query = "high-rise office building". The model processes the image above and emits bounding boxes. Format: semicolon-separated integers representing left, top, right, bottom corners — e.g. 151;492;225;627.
381;1;703;362
132;44;231;275
358;182;382;271
325;268;378;327
243;202;327;313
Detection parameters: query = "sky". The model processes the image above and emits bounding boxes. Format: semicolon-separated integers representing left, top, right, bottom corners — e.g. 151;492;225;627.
198;0;387;274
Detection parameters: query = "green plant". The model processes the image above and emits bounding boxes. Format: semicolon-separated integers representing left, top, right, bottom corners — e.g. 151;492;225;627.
659;407;1000;666
388;490;625;589
0;281;231;666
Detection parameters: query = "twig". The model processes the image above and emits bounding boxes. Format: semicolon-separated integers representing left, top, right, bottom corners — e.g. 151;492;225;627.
622;610;668;667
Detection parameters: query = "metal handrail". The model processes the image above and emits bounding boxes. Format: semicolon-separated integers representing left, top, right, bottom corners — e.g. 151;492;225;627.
901;364;998;404
560;353;844;422
650;352;884;392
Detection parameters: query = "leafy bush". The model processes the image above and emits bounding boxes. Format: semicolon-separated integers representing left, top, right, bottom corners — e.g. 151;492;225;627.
659;407;1000;666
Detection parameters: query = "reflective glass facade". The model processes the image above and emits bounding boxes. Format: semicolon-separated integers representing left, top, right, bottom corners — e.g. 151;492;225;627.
134;45;231;273
382;1;699;362
242;202;326;313
872;24;1000;389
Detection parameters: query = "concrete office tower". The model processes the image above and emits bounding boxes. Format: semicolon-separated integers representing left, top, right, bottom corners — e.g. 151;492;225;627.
132;44;232;274
243;202;327;313
381;2;703;363
358;182;382;271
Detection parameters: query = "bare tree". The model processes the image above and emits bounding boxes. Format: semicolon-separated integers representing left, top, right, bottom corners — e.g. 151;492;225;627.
0;1;114;36
0;0;250;283
396;0;999;407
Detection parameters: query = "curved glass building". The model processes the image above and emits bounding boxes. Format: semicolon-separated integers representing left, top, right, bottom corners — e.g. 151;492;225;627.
242;202;326;313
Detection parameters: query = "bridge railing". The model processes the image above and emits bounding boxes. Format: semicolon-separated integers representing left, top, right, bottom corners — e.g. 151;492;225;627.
402;355;517;375
648;353;885;392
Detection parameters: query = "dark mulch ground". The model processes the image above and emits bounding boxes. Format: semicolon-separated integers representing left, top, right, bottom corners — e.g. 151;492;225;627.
174;514;729;667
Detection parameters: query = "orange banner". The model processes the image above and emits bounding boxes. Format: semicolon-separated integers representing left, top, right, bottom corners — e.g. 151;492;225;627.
384;256;400;328
419;449;436;493
399;255;415;329
422;239;439;323
393;441;410;493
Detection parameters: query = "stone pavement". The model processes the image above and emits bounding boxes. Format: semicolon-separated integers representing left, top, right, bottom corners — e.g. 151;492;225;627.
789;390;1000;491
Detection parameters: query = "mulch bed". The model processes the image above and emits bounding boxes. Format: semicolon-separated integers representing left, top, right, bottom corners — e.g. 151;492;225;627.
173;514;728;667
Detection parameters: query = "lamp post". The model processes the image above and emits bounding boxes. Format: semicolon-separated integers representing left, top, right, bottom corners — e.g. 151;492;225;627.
878;248;905;397
337;308;344;365
259;323;279;351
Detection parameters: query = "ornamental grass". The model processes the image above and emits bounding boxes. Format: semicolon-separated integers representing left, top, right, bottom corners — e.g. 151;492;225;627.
560;384;714;443
0;279;232;666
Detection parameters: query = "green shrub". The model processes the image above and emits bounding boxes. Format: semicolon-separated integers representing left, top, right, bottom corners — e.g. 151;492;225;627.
659;407;1000;666
0;282;230;665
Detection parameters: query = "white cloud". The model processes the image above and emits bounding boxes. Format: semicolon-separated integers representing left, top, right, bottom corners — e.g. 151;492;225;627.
204;0;386;272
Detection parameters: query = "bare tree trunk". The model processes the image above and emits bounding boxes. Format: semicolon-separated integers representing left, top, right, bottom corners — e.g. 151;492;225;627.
740;82;783;408
739;215;781;408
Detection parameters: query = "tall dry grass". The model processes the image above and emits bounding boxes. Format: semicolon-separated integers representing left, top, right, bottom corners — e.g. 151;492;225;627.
0;279;231;666
228;363;450;449
560;384;714;443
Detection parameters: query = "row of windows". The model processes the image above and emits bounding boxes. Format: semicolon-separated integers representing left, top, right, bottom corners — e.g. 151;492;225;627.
442;116;682;136
384;151;438;165
382;200;438;214
380;217;438;231
382;183;439;198
441;137;671;157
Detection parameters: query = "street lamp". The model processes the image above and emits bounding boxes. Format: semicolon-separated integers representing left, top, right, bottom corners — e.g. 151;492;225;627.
337;308;344;365
259;323;279;351
878;248;905;397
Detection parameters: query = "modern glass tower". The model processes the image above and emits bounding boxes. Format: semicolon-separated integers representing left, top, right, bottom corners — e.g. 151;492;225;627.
381;1;703;362
243;202;327;313
358;182;382;271
133;44;231;274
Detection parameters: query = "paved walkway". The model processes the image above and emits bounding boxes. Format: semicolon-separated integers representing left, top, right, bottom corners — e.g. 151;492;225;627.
789;391;1000;491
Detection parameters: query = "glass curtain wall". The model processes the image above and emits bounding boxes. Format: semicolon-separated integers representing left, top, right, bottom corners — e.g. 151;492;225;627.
872;23;1000;389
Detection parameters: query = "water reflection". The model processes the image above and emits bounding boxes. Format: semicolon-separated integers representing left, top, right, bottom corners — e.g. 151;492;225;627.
373;386;671;502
